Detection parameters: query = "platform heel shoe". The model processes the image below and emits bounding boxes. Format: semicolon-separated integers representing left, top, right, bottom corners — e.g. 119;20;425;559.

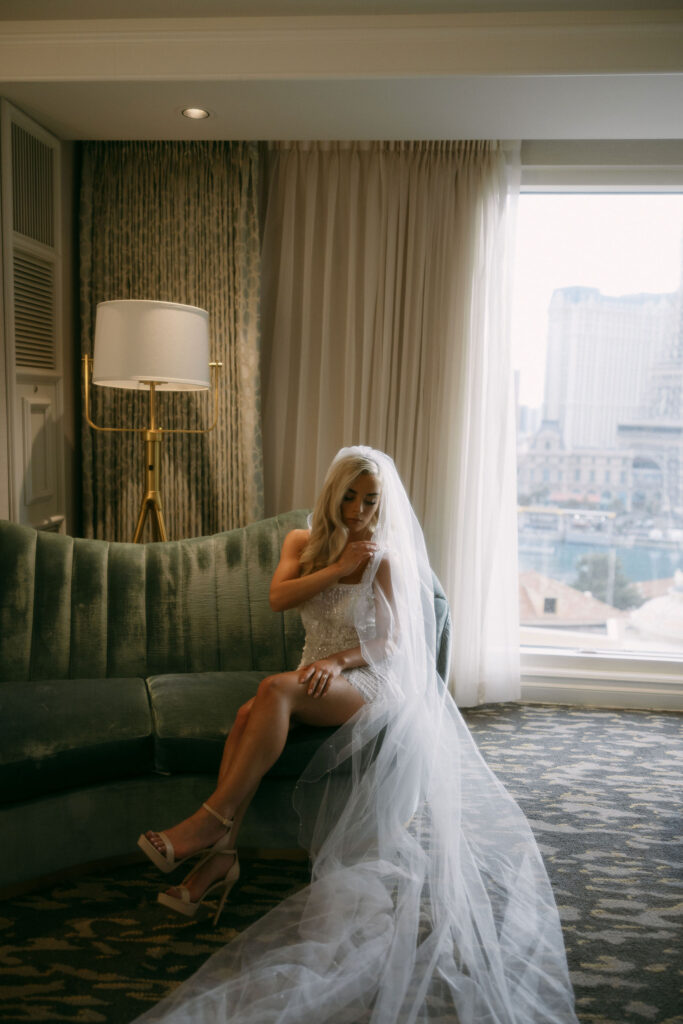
138;802;234;874
157;848;240;925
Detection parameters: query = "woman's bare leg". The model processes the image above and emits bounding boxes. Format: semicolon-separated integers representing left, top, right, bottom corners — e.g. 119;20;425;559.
146;697;255;860
148;671;364;871
217;697;254;780
205;672;364;824
158;673;365;904
217;698;258;842
154;698;257;902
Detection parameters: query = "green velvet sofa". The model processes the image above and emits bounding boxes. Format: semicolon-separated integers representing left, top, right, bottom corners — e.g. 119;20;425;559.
0;513;452;893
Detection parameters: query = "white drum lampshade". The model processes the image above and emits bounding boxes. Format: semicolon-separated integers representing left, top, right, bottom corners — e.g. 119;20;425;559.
93;299;210;391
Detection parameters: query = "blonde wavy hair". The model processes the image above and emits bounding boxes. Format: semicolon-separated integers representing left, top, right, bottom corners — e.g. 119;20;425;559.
299;453;381;576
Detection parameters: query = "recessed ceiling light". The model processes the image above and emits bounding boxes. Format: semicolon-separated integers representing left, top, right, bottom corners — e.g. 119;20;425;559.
181;108;210;120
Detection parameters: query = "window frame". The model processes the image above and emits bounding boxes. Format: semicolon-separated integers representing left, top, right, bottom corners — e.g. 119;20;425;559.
516;143;683;709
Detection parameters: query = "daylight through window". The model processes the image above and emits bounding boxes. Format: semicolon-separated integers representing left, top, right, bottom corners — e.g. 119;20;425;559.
512;193;683;657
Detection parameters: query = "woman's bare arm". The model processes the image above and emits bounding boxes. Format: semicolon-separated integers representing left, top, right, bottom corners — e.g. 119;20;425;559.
269;529;377;612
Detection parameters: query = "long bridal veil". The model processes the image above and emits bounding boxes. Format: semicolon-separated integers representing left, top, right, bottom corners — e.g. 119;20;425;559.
135;447;578;1024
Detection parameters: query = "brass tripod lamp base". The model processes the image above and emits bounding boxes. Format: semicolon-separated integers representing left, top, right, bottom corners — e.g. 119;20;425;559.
132;429;168;543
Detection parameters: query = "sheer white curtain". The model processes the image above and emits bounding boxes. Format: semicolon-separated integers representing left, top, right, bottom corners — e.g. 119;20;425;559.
261;140;520;704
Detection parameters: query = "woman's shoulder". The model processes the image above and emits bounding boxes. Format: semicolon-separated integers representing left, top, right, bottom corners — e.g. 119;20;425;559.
281;528;311;552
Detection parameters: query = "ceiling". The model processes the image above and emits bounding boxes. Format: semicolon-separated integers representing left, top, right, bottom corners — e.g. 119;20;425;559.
1;3;682;141
4;1;683;16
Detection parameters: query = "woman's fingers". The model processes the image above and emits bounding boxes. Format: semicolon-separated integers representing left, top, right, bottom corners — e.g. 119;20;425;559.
341;540;378;572
308;670;324;696
300;661;338;696
308;668;331;697
352;541;377;557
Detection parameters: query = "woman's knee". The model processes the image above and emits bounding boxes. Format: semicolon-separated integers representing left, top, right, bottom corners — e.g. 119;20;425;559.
257;672;297;703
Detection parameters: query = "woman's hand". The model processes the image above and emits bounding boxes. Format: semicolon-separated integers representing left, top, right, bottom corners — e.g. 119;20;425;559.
298;657;343;698
335;541;378;579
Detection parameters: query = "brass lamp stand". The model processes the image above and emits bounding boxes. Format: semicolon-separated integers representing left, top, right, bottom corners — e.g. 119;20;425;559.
83;355;222;542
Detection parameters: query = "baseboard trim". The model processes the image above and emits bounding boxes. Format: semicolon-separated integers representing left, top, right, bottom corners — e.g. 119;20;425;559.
520;647;683;711
521;677;683;711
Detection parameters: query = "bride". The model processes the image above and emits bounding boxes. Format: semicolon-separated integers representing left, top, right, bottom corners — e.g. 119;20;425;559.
136;446;578;1024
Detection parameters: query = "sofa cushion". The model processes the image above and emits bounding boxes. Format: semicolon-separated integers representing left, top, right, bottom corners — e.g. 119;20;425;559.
0;678;153;804
147;672;337;778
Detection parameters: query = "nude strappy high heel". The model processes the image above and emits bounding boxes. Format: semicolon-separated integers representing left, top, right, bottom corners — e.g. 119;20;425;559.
157;848;240;924
137;802;234;874
202;801;235;853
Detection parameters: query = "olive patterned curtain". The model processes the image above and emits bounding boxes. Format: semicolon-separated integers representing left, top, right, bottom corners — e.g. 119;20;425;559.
79;141;263;541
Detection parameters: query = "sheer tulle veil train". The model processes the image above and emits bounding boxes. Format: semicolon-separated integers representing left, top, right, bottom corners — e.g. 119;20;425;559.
135;446;578;1024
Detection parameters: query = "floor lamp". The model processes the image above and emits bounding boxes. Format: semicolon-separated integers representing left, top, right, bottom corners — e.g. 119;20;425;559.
83;299;221;542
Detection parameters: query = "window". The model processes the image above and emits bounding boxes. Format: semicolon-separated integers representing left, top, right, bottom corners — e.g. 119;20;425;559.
512;192;683;665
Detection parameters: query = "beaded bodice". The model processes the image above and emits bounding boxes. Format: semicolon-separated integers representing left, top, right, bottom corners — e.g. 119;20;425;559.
299;577;375;664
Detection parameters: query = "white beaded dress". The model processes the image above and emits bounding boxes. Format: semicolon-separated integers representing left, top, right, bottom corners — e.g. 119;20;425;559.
298;570;383;703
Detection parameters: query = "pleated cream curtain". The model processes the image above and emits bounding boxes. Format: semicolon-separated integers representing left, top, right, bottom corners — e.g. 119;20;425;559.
261;140;520;704
80;141;263;541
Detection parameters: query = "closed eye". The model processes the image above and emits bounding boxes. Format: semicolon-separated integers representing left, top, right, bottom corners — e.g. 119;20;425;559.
343;491;378;505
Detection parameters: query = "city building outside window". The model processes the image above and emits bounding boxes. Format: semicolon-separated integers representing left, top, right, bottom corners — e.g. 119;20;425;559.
512;193;683;661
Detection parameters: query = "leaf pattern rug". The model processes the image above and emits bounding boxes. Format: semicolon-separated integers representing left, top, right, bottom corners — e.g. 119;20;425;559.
0;704;681;1024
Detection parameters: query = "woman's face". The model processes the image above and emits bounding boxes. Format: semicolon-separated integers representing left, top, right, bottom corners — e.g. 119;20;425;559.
340;472;381;538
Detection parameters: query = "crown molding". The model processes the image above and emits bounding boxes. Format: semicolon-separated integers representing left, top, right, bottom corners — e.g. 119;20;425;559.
1;11;682;82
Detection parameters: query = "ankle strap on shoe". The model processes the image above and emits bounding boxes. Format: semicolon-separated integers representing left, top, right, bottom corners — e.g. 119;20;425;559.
203;802;233;829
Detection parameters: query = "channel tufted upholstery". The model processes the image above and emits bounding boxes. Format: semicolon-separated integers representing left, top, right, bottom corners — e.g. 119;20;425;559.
0;512;307;683
0;513;451;892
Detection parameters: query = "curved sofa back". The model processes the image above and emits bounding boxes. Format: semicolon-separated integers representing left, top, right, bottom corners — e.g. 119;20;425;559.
0;512;310;682
0;514;452;684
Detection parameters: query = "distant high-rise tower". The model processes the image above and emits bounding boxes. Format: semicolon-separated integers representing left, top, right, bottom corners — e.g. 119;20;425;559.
644;236;683;421
543;287;678;449
617;240;683;512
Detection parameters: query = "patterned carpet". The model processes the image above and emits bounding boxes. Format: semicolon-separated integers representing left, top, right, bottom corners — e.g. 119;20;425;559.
0;704;681;1024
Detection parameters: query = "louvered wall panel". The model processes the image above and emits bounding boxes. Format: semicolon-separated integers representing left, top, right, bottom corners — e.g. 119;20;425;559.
13;251;55;370
11;122;54;247
2;100;65;530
